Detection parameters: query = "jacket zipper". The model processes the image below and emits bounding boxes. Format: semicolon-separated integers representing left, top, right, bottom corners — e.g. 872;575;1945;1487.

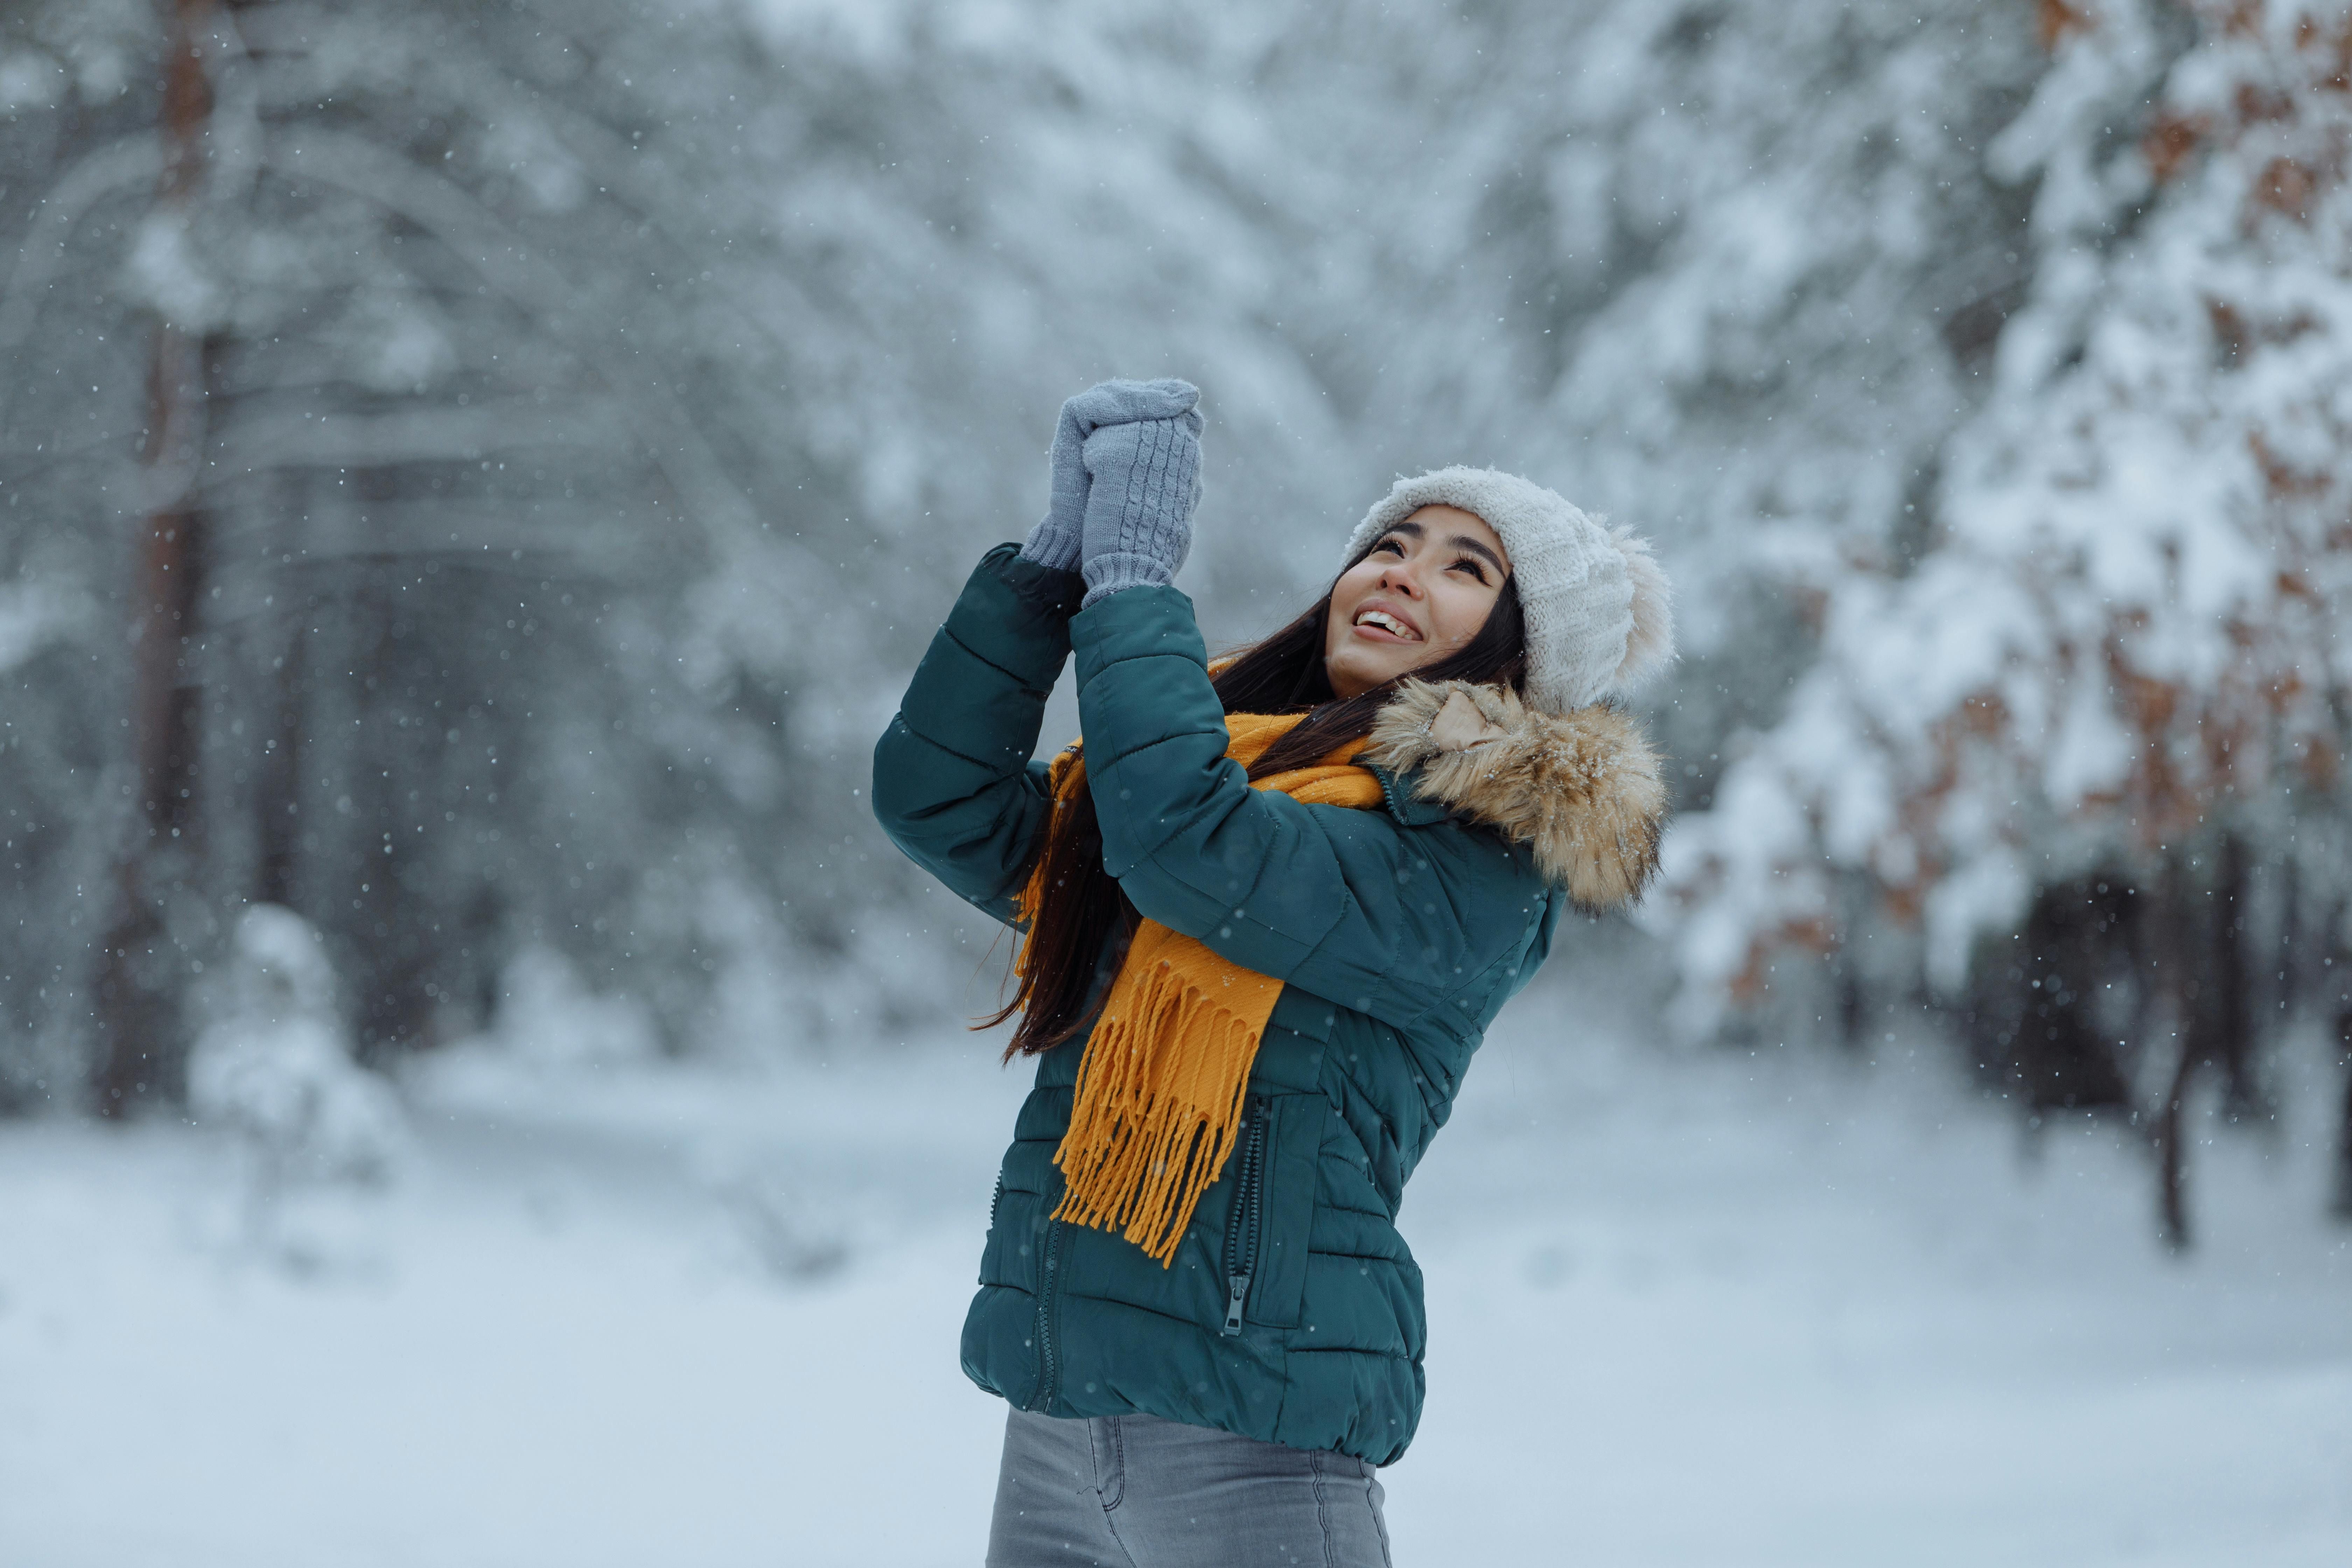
1030;1217;1065;1410
1222;1096;1270;1335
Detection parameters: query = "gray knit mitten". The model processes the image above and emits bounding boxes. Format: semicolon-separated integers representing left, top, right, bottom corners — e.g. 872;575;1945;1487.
1078;400;1204;608
1020;378;1201;574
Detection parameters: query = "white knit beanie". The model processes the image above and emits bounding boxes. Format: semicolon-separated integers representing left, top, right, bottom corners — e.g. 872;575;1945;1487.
1343;466;1674;715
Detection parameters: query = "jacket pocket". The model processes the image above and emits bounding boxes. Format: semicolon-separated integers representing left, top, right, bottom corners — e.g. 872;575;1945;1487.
1246;1093;1323;1330
979;1174;1007;1280
983;1185;1048;1291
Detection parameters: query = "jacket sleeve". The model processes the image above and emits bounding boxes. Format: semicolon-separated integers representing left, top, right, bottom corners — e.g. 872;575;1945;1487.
1070;584;1552;1032
872;544;1084;923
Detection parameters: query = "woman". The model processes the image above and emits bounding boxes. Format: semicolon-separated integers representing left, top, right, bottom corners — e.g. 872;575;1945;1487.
873;378;1672;1566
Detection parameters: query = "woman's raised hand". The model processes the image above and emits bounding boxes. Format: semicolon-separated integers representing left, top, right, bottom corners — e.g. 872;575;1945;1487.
1019;379;1201;581
1074;381;1203;608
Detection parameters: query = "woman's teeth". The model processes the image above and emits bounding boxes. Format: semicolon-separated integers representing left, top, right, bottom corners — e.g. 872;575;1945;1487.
1356;610;1418;640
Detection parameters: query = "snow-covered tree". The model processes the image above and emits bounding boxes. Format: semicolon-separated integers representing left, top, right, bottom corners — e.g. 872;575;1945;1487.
1649;0;2352;1241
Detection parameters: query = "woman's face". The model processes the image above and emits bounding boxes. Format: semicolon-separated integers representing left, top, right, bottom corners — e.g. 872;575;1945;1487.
1323;504;1511;700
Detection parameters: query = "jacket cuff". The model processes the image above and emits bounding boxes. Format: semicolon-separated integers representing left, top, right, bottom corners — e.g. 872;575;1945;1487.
932;545;1083;694
1069;580;1205;676
991;543;1087;620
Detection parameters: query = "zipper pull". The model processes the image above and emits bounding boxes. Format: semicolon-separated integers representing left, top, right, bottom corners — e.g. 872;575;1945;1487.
1223;1270;1251;1335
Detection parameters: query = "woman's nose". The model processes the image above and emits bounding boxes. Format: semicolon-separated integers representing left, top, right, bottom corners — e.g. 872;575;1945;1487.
1377;561;1425;597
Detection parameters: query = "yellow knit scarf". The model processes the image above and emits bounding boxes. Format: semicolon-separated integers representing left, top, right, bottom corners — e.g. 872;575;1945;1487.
1015;713;1385;1265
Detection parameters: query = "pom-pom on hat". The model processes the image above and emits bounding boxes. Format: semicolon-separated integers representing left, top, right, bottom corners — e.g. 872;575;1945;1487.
1344;466;1674;715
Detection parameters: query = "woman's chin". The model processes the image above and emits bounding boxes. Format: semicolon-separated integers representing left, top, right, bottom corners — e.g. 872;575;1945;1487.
1325;650;1406;700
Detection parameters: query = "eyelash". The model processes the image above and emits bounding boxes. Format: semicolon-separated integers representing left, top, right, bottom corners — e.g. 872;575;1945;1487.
1374;536;1489;584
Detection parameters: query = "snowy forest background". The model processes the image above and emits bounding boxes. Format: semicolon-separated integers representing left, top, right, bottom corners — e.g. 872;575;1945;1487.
2;2;2350;1564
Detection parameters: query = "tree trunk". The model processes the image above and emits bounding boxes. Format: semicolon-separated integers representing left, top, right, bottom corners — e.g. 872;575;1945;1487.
90;0;217;1116
2209;832;2262;1124
256;620;307;910
2146;850;2202;1252
2332;1000;2352;1223
2273;849;2302;1025
2151;1024;2197;1252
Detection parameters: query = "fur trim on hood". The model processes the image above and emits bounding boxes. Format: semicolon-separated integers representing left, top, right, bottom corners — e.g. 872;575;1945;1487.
1363;678;1667;911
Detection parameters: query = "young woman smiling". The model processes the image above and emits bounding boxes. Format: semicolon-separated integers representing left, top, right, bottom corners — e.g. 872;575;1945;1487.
874;378;1673;1567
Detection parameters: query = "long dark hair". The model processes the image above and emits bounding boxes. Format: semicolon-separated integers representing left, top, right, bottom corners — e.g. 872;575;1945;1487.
988;550;1527;1059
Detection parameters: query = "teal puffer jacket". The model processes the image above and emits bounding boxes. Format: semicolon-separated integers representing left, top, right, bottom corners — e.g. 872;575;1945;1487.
873;546;1665;1466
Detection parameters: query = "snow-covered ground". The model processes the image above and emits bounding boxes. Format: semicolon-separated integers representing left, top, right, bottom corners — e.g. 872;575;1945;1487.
4;980;2348;1567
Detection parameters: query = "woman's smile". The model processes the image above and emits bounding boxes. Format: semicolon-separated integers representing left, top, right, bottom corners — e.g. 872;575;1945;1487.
1348;602;1422;642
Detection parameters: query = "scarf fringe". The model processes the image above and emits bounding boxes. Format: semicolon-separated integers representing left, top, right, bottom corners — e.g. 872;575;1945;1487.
1049;953;1262;1264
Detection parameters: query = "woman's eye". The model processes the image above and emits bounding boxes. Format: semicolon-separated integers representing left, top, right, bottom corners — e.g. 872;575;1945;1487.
1450;557;1489;583
1374;539;1406;557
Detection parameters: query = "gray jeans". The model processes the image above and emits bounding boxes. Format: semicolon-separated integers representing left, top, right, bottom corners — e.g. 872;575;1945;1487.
986;1407;1394;1568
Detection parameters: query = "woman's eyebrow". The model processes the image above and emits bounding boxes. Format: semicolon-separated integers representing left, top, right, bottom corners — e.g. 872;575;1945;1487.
1448;534;1506;572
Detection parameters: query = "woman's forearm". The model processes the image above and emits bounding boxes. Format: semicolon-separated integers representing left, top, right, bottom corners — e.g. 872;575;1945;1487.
872;545;1082;919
